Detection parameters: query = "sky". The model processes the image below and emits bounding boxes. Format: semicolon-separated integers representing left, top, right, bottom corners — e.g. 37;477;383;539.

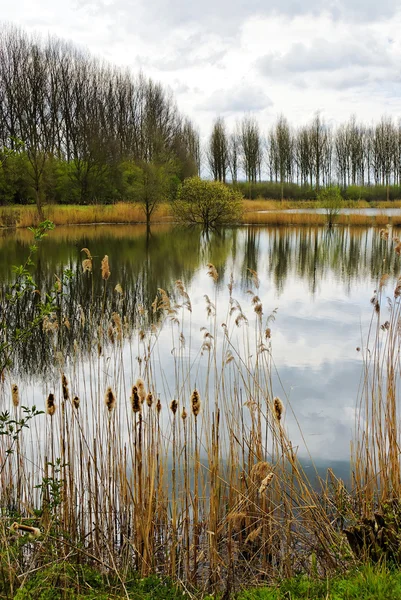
2;0;401;139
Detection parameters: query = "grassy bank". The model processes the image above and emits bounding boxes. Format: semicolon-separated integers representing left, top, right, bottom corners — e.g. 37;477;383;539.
10;562;401;599
1;198;401;229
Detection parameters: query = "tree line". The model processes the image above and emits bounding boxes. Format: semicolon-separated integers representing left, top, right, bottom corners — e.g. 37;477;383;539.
208;114;401;200
0;26;200;216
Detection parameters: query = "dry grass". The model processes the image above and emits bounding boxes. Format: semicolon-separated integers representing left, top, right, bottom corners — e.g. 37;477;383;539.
1;199;401;229
0;257;351;595
0;202;173;228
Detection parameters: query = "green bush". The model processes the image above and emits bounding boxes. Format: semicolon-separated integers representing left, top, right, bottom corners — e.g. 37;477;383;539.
172;177;243;228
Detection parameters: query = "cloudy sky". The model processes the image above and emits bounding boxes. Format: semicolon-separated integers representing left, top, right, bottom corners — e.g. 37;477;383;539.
2;0;401;138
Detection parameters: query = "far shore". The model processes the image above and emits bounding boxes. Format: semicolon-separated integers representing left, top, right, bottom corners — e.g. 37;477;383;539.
1;198;401;229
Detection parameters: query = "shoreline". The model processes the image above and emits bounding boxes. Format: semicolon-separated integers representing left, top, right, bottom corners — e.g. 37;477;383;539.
0;199;400;229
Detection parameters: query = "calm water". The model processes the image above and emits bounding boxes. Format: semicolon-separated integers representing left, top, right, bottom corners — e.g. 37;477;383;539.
1;223;399;474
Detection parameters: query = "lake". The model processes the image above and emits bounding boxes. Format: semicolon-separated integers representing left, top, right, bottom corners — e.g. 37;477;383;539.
1;222;397;479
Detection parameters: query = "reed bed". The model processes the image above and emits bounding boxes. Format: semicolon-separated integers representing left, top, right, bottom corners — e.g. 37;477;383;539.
1;199;401;229
2;233;401;596
0;255;353;597
0;202;173;229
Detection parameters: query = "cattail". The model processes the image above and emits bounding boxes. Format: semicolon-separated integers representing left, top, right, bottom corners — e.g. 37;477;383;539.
107;324;115;344
101;255;110;280
11;384;19;407
273;397;284;421
181;406;187;420
73;396;80;409
62;374;69;401
112;313;122;341
46;393;56;416
191;389;201;417
136;379;146;403
130;385;141;413
170;399;178;415
259;473;274;495
10;522;41;538
146;392;153;408
156;398;162;414
104;387;116;412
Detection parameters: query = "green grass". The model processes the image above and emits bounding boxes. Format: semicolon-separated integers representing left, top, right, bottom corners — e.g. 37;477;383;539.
236;564;401;599
8;564;185;600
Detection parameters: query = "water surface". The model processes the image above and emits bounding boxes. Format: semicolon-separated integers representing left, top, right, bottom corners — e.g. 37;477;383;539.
1;223;398;472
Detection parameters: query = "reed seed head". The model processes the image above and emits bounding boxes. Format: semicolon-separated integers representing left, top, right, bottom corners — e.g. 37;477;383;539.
10;522;41;538
46;393;56;416
130;385;141;413
73;396;80;409
170;399;178;415
101;255;110;280
250;461;272;482
190;389;201;417
11;384;19;407
273;397;284;421
207;263;219;282
259;473;274;495
104;387;116;412
115;283;123;294
245;525;262;544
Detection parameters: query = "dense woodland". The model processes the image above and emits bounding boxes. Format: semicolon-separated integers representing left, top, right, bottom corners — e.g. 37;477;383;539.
1;25;401;210
0;26;201;214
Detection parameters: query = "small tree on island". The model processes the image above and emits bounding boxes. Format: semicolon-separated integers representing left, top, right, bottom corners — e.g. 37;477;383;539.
318;185;344;228
172;177;243;230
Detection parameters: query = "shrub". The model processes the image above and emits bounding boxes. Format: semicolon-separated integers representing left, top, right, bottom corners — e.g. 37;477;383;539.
172;177;243;228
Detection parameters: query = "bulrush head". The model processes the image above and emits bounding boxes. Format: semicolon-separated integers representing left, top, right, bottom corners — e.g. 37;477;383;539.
130;385;141;413
181;406;187;420
73;396;80;409
101;255;110;280
156;398;162;414
104;387;116;412
273;397;284;422
136;379;146;404
190;389;201;417
170;399;178;415
62;374;69;401
46;393;56;416
146;392;153;408
11;384;19;407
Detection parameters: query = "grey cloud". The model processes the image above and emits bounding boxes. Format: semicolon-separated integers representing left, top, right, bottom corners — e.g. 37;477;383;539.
257;38;392;77
199;83;273;113
75;0;401;39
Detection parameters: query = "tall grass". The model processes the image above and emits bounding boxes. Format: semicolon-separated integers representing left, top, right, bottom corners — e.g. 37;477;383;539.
3;230;401;596
2;199;401;228
0;255;349;597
